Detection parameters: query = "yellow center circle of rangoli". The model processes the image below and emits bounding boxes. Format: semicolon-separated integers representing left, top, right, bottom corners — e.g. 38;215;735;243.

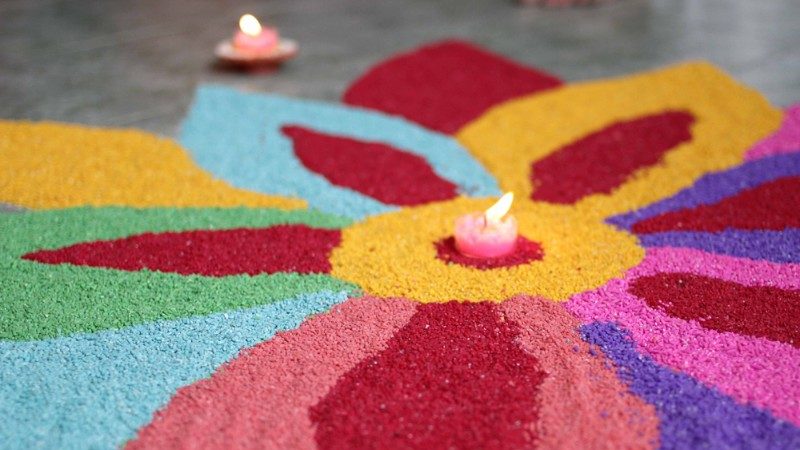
331;197;643;303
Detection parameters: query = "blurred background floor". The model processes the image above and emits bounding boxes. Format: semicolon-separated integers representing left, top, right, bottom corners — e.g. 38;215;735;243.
1;0;799;137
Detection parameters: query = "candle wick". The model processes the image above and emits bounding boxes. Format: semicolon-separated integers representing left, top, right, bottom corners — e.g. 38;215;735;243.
482;214;490;230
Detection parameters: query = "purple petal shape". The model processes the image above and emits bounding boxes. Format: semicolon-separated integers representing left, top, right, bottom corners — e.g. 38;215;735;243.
637;229;800;263
580;322;800;450
609;153;800;230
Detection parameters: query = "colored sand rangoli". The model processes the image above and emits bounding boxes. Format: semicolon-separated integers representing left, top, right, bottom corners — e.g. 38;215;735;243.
1;40;799;449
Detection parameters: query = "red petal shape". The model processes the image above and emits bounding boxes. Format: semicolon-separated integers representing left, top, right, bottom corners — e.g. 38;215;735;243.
434;236;544;269
23;225;340;276
629;272;800;348
310;302;545;450
126;297;418;450
343;40;563;134
531;111;695;204
283;125;458;206
632;176;800;234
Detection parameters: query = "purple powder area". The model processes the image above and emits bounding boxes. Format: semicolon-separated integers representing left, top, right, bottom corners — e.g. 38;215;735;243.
638;229;800;263
580;322;800;450
609;153;800;230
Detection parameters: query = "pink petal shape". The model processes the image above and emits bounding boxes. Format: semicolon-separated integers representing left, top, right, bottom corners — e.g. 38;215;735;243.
500;295;660;450
567;247;800;426
127;296;417;450
746;104;800;161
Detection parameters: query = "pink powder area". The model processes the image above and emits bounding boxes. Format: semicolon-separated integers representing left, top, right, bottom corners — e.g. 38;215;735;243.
746;104;800;161
566;247;800;426
127;296;417;450
501;295;660;450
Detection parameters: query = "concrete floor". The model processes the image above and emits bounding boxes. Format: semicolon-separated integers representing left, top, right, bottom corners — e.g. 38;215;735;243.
2;0;799;138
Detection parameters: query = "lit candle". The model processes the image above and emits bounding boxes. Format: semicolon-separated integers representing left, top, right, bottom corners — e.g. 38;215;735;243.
233;14;279;53
454;192;518;258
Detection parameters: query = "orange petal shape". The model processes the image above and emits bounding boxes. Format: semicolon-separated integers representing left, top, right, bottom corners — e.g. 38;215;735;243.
0;121;305;209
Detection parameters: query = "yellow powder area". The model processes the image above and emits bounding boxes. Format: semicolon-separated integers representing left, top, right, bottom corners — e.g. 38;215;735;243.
456;62;782;220
0;121;306;210
331;197;643;303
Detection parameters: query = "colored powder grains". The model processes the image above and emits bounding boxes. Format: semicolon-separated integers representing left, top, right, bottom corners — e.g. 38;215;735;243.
746;103;800;160
180;85;500;219
637;229;800;263
630;272;800;348
3;39;800;450
25;225;341;276
0;291;351;450
343;40;562;134
331;197;642;302
609;153;800;231
531;110;695;204
131;298;662;450
310;302;545;450
567;247;800;425
0;121;304;209
631;177;800;233
581;323;800;450
499;296;659;449
457;62;781;219
127;297;417;450
434;236;544;269
0;208;356;340
283;126;458;206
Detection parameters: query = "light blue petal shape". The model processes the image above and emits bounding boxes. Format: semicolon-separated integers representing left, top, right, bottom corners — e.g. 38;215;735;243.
0;290;351;450
180;85;501;219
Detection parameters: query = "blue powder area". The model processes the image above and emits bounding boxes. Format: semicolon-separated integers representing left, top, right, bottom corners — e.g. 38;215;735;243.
580;322;800;450
0;290;351;450
609;153;800;230
180;85;501;219
638;229;800;263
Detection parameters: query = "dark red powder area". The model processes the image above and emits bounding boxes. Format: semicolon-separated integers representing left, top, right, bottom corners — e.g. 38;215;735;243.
434;236;544;269
531;110;695;204
632;176;800;234
310;302;545;450
23;225;340;276
342;40;563;134
629;272;800;348
283;125;458;206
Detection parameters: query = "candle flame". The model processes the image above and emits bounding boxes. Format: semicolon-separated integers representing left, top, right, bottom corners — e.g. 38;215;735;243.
239;14;263;37
485;192;514;224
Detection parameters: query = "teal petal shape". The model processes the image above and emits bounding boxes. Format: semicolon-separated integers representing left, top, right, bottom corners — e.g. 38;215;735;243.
180;85;501;219
0;290;351;449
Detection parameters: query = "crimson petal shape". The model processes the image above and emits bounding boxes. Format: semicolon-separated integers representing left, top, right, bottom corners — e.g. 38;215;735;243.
531;111;695;204
284;125;458;206
632;176;800;234
310;302;545;450
434;236;544;270
343;40;563;134
23;225;341;276
629;272;800;348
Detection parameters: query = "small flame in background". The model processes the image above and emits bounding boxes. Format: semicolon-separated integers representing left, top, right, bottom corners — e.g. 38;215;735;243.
239;14;263;37
485;192;514;225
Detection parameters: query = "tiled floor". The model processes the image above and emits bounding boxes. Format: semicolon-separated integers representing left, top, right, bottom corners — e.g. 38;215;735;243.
2;0;799;138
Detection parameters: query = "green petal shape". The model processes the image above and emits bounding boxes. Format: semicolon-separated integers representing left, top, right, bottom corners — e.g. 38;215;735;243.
0;207;358;341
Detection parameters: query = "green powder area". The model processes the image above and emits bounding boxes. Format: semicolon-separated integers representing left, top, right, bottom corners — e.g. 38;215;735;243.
0;207;359;341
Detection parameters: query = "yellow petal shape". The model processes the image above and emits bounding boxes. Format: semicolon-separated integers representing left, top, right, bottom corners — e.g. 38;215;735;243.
0;121;305;209
456;62;782;220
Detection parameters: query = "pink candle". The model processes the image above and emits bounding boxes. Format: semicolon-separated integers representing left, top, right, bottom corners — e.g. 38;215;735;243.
233;14;279;53
454;193;518;258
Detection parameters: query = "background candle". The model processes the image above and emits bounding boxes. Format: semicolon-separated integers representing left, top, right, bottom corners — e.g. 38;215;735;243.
454;193;518;258
233;14;279;53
